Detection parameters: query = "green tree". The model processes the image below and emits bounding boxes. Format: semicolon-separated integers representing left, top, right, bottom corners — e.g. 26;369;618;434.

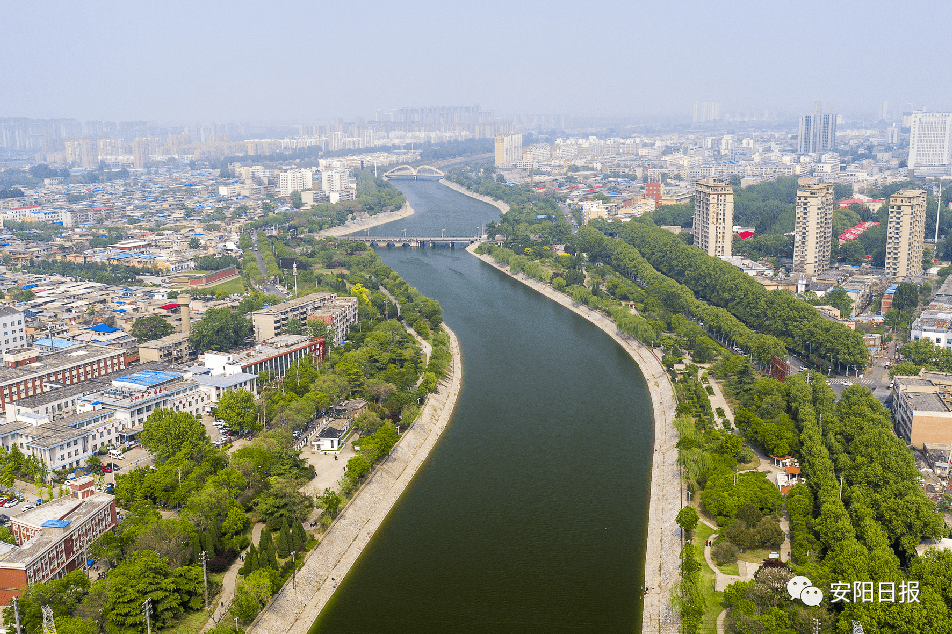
893;282;919;313
189;237;200;249
131;315;174;342
317;488;343;518
258;527;278;570
167;290;179;300
188;307;251;353
676;506;699;534
8;287;34;302
307;319;336;350
290;190;302;209
277;519;291;558
215;389;260;434
140;409;210;463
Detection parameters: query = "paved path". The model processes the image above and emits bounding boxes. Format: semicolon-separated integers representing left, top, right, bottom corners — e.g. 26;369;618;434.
468;244;681;633
703;532;756;591
716;608;728;634
247;324;462;634
202;523;265;632
439;179;509;215
704;373;735;427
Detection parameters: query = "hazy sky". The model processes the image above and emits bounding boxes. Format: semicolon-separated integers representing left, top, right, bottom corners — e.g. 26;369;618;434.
5;0;952;124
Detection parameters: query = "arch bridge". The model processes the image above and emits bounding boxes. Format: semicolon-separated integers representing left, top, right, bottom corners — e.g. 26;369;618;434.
383;165;445;180
345;235;480;248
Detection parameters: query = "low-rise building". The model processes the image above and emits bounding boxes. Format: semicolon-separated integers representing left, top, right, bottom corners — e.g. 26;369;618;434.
0;477;116;604
203;335;325;378
306;297;358;346
911;310;952;349
893;370;952;446
251;293;338;341
78;368;208;428
138;332;194;364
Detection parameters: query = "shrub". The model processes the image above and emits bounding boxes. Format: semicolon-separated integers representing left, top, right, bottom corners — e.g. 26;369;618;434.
208;547;238;573
711;541;739;566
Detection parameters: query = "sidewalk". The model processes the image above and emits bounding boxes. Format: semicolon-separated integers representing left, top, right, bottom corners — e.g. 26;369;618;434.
201;523;265;632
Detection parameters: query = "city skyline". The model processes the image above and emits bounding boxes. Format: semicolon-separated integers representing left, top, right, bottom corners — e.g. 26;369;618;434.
4;0;952;124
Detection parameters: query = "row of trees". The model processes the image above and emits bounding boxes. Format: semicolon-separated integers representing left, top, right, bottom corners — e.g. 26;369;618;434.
608;222;869;368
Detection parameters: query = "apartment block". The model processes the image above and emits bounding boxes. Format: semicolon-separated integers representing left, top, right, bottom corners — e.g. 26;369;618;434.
792;178;834;275
251;292;338;341
494;133;523;167
892;370;952;447
885;189;927;278
203;335;326;378
0;346;126;413
305;297;358;346
0;478;116;604
138;332;193;364
278;169;315;196
908;112;952;176
0;307;27;355
797;102;836;154
693;177;734;257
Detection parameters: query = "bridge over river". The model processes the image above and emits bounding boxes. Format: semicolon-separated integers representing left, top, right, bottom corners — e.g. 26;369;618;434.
345;234;481;247
383;165;444;180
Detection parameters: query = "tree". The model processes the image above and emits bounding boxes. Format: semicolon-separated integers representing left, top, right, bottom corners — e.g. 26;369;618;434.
893;282;919;313
215;389;259;434
283;317;303;335
277;520;291;558
307;319;336;350
8;287;34;302
317;488;343;518
676;506;699;534
140;409;210;463
131;315;174;342
189;237;200;249
290;190;302;209
188;307;251;353
167;290;179;299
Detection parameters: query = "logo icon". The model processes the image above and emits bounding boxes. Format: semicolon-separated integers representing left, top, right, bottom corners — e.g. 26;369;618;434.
787;576;823;606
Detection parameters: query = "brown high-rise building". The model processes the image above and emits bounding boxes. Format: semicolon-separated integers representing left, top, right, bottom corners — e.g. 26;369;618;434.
792;178;835;275
693;178;734;258
885;189;927;278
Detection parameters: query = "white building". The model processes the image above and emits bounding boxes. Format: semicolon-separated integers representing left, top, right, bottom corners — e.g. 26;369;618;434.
278;169;315;196
908;112;952;176
321;169;351;193
0;308;27;355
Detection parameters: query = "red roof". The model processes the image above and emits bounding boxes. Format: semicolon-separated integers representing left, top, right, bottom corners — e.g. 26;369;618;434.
10;206;40;211
157;303;180;310
737;231;756;240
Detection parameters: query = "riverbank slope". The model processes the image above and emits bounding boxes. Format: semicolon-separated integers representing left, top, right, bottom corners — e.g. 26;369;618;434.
467;243;681;634
248;323;463;634
439;178;510;215
315;202;414;237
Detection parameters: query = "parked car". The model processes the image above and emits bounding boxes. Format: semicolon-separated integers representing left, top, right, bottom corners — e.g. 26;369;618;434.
0;514;9;524
22;505;34;511
100;466;112;473
3;500;16;508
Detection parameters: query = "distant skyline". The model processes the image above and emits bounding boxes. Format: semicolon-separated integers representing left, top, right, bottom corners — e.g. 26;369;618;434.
5;0;952;125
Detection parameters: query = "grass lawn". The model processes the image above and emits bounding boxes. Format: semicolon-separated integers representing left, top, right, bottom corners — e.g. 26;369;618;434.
202;276;246;294
693;521;726;633
737;455;761;470
156;608;213;634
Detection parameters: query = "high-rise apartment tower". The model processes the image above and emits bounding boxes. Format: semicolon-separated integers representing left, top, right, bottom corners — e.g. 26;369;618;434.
885;189;927;278
494;133;523;167
792;178;835;275
908;112;952;176
693;177;734;258
797;102;836;154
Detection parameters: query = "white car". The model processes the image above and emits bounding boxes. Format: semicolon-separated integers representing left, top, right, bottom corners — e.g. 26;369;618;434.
22;505;34;511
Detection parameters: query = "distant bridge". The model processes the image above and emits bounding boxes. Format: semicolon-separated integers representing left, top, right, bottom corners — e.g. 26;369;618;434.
345;235;480;248
383;165;445;180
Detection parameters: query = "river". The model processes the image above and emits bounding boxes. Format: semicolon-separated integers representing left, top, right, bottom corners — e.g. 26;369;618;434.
309;180;655;633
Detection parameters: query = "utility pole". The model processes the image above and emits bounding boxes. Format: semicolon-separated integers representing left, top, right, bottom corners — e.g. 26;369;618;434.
12;597;22;634
200;551;209;609
142;598;152;634
291;551;296;589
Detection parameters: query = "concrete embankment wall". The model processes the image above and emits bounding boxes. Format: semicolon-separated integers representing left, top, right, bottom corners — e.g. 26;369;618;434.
248;324;463;634
466;244;681;634
315;202;415;238
439;179;510;215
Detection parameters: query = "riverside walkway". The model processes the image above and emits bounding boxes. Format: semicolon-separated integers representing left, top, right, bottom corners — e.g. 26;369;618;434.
247;324;462;634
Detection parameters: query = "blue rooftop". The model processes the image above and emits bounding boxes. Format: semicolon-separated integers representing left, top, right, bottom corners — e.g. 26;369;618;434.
116;369;182;387
90;324;120;333
42;520;71;528
35;338;77;350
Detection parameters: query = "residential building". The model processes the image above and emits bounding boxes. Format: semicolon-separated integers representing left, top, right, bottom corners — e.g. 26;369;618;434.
0;345;126;413
797;102;836;154
893;370;952;447
0;307;27;355
305;297;358;346
885;189;927;278
203;335;326;378
908;112;952;176
912;310;952;349
693;177;734;257
792;178;834;275
138;332;193;364
0;477;116;605
278;169;315;196
0;409;120;472
251;292;338;341
320;169;351;193
494;133;523;167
